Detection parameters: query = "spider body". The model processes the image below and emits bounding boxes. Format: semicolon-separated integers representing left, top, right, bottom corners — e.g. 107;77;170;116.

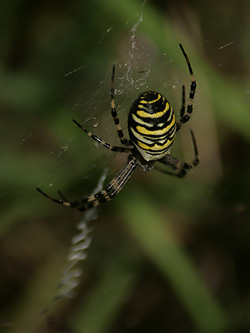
37;43;199;212
128;91;176;164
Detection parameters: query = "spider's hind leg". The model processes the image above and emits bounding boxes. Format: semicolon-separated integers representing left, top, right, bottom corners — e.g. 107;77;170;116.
177;44;197;130
72;119;132;153
111;65;132;146
176;85;186;131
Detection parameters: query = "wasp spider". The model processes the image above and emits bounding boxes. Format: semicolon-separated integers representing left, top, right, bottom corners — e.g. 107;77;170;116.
37;44;199;211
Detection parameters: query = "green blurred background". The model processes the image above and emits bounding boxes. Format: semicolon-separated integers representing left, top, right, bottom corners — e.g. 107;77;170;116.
1;0;250;332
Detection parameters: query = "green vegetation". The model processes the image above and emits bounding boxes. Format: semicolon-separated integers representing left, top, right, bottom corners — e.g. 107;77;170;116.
1;0;250;332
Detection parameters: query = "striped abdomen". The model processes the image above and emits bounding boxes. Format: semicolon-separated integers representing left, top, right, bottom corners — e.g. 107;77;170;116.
128;91;176;162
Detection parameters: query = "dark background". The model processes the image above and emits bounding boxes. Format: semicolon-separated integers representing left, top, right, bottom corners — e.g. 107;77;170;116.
1;0;250;332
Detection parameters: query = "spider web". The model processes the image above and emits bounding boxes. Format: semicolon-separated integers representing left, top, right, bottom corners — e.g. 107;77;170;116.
56;0;151;298
36;1;154;192
33;2;245;305
35;0;152;308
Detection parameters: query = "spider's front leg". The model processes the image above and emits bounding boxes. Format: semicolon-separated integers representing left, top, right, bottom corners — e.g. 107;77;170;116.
37;155;138;211
156;130;199;177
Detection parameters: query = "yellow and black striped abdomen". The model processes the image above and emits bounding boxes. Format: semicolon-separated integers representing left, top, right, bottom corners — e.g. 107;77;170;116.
128;91;176;162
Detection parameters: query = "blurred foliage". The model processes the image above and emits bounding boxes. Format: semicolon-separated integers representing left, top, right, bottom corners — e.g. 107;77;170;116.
1;0;250;332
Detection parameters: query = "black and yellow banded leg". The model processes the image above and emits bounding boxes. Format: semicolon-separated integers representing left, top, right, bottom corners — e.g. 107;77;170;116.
177;85;186;129
77;155;138;211
111;65;132;146
177;44;197;130
36;156;138;211
72;119;132;153
156;130;199;177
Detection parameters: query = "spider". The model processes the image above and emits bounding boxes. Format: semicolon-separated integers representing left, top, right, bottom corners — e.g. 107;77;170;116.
37;43;199;212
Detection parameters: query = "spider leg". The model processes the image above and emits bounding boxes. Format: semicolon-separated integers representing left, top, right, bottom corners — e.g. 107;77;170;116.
36;156;138;211
180;85;185;118
72;119;133;153
177;44;196;130
155;130;199;177
111;65;132;146
37;187;67;205
58;190;68;201
77;155;138;211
